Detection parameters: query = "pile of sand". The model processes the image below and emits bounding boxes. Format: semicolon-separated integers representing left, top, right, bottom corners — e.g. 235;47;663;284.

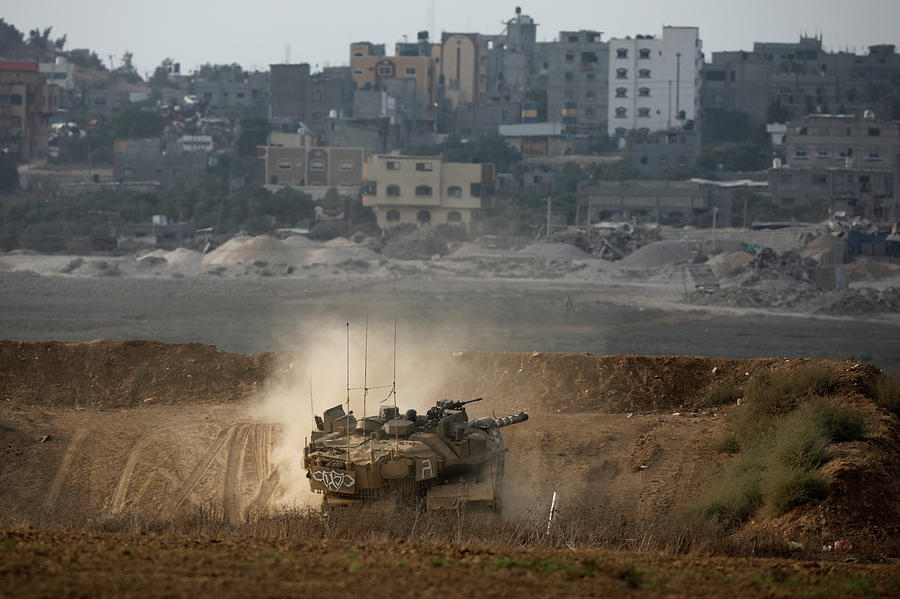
707;251;754;277
202;234;378;268
617;241;693;269
841;258;900;282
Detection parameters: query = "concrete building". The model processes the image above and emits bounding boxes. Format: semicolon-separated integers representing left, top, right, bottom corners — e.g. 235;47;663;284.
350;34;439;121
194;70;268;113
485;7;541;95
607;27;702;138
768;165;894;219
113;137;209;187
81;89;149;114
498;122;575;156
545;30;609;136
577;178;735;225
38;56;74;91
784;114;900;169
260;142;373;199
269;64;354;140
362;155;494;229
631;129;702;177
0;61;59;161
702;51;772;125
441;33;488;108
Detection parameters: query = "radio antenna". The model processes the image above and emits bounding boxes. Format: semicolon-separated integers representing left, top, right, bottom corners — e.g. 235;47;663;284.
345;322;351;468
392;316;398;408
363;315;369;430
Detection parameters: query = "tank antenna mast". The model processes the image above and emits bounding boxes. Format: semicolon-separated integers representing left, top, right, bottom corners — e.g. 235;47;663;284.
346;322;351;469
363;315;369;431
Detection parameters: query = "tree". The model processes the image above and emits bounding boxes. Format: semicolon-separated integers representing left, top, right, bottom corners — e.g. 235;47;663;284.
150;58;174;88
111;105;165;139
236;117;269;157
27;26;53;51
112;51;142;84
0;19;25;55
196;63;243;81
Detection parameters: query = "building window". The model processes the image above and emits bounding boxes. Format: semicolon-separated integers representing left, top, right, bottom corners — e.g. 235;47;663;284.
616;48;628;59
339;160;354;171
639;87;650;97
794;151;808;159
868;128;880;136
386;160;401;170
415;185;432;196
817;151;829;157
354;51;364;58
470;183;481;197
386;209;400;222
447;211;462;222
10;94;22;105
417;210;431;223
0;95;8;106
638;69;651;78
377;65;393;76
353;69;363;75
415;162;433;171
386;184;401;197
847;174;855;184
405;67;416;75
615;107;627;118
565;53;574;62
638;48;651;59
638;107;650;117
310;159;325;170
362;181;377;195
866;152;881;161
447;185;462;197
585;90;595;99
615;127;627;137
615;87;627;97
278;160;292;169
616;68;628;79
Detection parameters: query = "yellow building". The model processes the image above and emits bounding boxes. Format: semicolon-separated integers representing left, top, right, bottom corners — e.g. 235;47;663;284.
440;33;487;108
0;61;59;161
362;155;494;229
350;37;440;119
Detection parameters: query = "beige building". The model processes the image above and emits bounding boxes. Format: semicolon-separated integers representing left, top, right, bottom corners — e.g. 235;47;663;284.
260;142;373;199
350;38;439;119
0;61;59;161
440;33;487;108
362;155;494;229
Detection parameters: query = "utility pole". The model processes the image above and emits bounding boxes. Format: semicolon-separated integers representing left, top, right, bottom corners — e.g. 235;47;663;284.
546;195;552;238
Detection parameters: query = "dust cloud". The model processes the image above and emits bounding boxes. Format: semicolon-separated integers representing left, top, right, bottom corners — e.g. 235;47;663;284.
249;319;474;506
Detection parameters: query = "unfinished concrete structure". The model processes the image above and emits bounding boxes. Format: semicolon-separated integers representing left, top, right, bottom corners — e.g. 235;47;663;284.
0;61;59;161
577;179;736;225
784;114;900;169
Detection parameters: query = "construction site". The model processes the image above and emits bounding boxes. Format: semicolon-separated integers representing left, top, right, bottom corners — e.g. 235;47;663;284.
1;222;899;597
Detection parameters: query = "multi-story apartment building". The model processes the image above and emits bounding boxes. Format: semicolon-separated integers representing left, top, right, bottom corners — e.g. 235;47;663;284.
545;30;609;135
607;27;702;138
362;155;494;229
269;64;354;140
350;34;439;121
0;61;59;161
440;32;487;108
768;165;893;219
194;70;268;113
784;113;900;168
260;141;372;198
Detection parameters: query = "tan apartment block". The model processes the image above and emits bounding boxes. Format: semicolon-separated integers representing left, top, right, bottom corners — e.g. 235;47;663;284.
441;33;487;108
350;41;439;119
260;145;373;195
0;61;59;161
362;155;494;229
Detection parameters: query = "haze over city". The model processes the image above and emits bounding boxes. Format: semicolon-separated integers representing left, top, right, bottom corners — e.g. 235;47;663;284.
7;0;900;75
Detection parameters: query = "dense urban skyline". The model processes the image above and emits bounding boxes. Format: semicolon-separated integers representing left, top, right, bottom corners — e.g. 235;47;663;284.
7;0;900;76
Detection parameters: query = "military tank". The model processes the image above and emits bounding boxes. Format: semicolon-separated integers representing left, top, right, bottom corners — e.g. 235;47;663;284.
303;398;528;512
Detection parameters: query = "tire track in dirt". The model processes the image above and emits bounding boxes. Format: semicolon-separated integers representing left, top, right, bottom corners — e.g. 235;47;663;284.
42;429;89;512
223;425;252;524
249;423;274;485
109;435;152;514
247;469;281;514
164;424;237;517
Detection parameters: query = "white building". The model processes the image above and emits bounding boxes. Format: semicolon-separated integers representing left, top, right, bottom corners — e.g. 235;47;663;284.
38;56;74;91
607;27;702;138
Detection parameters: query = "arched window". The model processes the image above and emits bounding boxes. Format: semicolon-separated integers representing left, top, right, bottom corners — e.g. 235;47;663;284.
638;48;651;59
638;87;650;97
387;184;401;197
386;210;400;222
417;210;431;224
637;107;650;117
615;68;628;79
614;127;627;137
415;185;432;197
616;48;628;59
447;185;462;197
615;87;627;98
447;211;462;222
615;107;627;118
638;69;651;78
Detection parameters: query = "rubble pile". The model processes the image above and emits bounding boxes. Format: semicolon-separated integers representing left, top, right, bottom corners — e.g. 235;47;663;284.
582;224;662;261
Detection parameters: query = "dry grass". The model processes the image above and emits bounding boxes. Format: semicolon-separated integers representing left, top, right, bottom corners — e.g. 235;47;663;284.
875;372;900;417
701;382;740;408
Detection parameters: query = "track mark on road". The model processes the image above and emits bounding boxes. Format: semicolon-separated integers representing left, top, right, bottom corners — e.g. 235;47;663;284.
164;424;237;516
110;435;153;514
223;424;252;524
43;429;89;512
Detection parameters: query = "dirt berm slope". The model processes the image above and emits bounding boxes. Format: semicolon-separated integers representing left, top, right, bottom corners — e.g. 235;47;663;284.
0;340;897;556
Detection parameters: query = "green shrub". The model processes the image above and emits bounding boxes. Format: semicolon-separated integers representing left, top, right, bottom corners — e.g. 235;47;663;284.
875;373;900;417
743;364;838;418
713;434;740;454
764;465;829;514
702;382;740;407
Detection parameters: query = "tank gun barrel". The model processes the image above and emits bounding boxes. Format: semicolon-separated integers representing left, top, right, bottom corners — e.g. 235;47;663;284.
494;412;528;428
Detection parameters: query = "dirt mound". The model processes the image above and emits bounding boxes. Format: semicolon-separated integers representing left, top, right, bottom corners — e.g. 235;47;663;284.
616;241;693;269
517;242;593;260
0;340;274;409
842;258;900;282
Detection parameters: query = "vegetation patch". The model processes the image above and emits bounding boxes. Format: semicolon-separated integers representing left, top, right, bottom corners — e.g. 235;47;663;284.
702;382;740;407
874;372;900;418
